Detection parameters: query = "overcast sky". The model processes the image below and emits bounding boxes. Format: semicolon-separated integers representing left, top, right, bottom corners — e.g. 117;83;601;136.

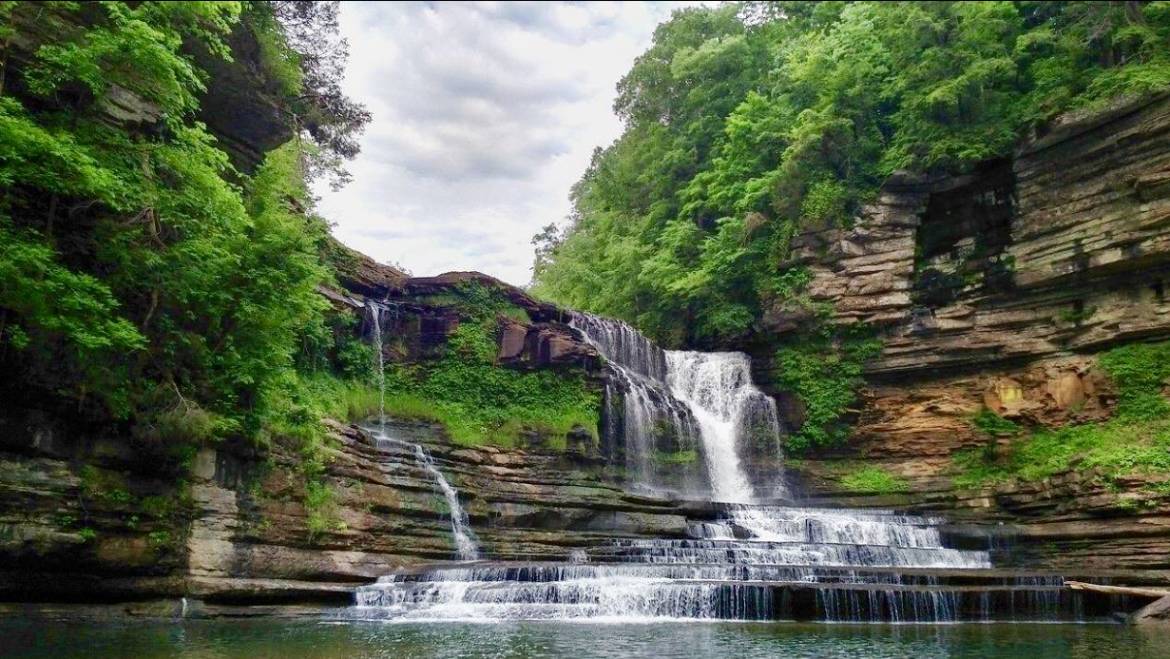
314;1;692;287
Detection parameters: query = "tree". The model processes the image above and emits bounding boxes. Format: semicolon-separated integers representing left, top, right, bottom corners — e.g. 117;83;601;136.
533;1;1170;347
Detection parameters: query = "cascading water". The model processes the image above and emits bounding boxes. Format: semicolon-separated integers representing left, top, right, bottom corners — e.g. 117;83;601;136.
366;300;387;428
570;312;780;501
352;312;1087;623
411;443;479;561
353;502;1090;623
365;301;478;561
569;313;701;495
367;424;479;561
665;351;781;503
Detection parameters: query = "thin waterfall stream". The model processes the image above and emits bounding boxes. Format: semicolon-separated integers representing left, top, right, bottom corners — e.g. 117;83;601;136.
367;300;386;429
364;303;478;561
368;426;480;562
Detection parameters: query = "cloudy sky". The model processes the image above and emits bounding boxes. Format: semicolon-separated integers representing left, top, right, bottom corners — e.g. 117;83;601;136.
314;1;692;287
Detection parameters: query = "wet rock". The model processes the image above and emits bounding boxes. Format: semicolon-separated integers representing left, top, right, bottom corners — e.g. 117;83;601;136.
1131;594;1170;624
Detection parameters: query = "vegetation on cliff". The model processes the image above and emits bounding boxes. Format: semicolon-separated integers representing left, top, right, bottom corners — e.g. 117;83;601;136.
954;341;1170;489
533;1;1170;344
0;2;370;450
378;284;601;449
530;1;1170;449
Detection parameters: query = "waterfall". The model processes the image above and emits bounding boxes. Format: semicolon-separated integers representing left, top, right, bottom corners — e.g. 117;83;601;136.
367;301;386;428
369;425;479;561
665;351;781;503
350;505;1070;623
569;313;700;495
352;311;1083;623
570;312;780;501
410;443;479;561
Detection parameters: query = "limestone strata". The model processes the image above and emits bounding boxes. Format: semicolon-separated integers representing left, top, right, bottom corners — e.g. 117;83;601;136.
846;355;1114;463
0;416;690;603
765;94;1170;380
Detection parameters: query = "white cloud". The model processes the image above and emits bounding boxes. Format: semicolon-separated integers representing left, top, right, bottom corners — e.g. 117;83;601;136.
314;1;694;286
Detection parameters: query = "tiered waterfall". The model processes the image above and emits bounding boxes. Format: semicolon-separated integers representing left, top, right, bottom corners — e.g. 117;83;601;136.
352;311;1090;623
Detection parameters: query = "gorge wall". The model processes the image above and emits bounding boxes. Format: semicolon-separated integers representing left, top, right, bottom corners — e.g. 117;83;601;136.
0;265;709;607
4;27;1170;610
769;93;1170;579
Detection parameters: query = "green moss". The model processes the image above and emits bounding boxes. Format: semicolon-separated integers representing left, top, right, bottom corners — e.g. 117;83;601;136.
655;449;699;465
147;529;172;549
379;299;601;449
419;282;532;324
304;479;344;541
1099;341;1170;420
953;340;1170;488
971;409;1022;437
953;417;1170;488
1056;305;1097;325
839;466;910;494
773;325;882;453
78;465;132;504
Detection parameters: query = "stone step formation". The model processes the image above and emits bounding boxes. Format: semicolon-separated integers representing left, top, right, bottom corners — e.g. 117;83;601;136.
351;504;1115;623
351;312;1122;623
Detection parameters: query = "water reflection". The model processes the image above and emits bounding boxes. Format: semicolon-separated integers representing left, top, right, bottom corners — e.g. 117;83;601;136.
3;619;1169;659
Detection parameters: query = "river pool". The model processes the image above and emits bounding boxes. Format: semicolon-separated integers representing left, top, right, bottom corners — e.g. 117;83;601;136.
2;619;1169;659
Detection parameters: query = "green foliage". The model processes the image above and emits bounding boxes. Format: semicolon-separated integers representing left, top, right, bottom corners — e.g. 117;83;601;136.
655;449;699;465
952;417;1170;488
840;466;911;494
304;479;341;540
773;327;882;452
378;286;601;448
533;1;1170;346
971;409;1022;437
1056;304;1097;325
953;340;1170;487
1099;341;1170;420
0;2;369;452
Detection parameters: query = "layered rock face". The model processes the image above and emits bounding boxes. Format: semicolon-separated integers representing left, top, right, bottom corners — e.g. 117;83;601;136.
0;265;688;604
0;413;692;604
771;93;1170;577
773;93;1170;377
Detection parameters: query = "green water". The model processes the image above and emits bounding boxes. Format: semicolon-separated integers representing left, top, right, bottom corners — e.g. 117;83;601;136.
2;619;1170;659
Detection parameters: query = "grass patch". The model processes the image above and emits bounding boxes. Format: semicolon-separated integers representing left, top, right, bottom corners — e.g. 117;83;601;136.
381;361;600;449
839;466;910;494
952;417;1170;488
258;369;378;540
378;288;601;449
655;449;699;465
952;340;1170;489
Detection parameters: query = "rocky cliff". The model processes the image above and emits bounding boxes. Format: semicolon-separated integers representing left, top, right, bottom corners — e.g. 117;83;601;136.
4;15;1170;609
770;93;1170;578
0;390;692;607
0;263;704;606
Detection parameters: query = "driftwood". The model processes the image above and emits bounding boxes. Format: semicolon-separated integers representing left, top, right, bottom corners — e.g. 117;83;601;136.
1065;580;1170;599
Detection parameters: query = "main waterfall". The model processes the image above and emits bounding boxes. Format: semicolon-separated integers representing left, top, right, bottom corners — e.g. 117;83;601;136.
351;312;1090;623
569;312;781;502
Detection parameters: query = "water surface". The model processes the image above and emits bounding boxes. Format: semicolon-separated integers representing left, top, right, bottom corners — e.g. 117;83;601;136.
3;619;1169;659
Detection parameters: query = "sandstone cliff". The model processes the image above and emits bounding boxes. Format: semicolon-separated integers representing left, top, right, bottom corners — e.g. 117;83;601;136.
770;93;1170;577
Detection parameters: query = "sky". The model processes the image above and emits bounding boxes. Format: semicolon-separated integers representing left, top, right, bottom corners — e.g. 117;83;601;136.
314;1;692;287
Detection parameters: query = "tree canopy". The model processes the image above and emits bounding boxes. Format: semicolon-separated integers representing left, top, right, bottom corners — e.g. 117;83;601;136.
532;1;1170;347
0;1;368;444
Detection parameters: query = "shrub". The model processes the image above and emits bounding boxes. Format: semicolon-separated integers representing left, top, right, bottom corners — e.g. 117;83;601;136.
840;466;910;494
773;327;882;452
